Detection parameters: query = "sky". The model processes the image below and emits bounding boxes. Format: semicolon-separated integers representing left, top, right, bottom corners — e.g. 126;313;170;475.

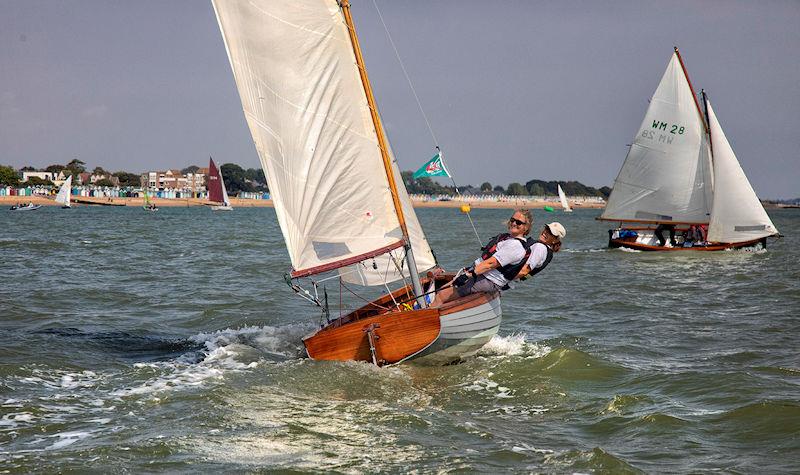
1;1;798;199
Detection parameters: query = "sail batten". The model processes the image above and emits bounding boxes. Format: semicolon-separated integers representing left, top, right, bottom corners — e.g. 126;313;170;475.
213;0;435;282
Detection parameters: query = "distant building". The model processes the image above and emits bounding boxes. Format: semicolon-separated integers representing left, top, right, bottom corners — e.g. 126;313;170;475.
141;168;207;194
22;171;56;182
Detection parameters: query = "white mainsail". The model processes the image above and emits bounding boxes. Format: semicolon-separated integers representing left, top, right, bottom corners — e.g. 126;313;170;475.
600;52;713;223
55;175;72;207
557;184;571;212
212;0;434;281
705;101;778;243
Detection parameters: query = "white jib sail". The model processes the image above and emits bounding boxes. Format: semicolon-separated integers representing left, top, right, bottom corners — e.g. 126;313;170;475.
212;0;433;281
55;175;72;206
220;171;230;206
705;101;778;243
557;184;571;211
600;52;712;223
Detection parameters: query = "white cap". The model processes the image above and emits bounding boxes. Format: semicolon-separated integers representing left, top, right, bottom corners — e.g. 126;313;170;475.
547;222;566;239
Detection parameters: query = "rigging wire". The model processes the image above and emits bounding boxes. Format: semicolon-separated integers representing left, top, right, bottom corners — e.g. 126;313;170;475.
371;0;482;247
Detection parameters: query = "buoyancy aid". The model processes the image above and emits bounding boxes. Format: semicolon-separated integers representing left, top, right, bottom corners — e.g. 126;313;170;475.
519;240;553;281
480;233;531;280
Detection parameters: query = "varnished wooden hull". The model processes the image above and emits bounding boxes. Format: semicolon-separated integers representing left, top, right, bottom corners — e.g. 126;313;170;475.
609;233;766;252
302;276;502;366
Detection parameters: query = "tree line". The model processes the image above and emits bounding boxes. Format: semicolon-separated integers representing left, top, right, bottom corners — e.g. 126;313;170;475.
0;160;269;194
2;161;609;198
401;171;611;198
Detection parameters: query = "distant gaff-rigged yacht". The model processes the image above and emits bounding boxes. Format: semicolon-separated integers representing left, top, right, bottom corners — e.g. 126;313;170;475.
207;157;232;211
599;48;779;251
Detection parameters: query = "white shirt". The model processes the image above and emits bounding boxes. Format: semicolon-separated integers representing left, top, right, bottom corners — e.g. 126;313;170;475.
474;238;526;287
525;242;550;272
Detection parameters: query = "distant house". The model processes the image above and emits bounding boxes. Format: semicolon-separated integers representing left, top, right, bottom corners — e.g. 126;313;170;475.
22;171;56;182
142;168;207;193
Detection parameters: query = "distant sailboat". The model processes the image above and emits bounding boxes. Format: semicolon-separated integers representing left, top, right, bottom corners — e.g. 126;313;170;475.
143;190;158;212
599;48;779;251
55;175;73;208
213;0;502;365
207;157;232;211
557;184;572;212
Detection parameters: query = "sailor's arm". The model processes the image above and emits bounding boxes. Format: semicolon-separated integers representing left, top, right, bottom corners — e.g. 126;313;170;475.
515;264;532;280
472;257;500;275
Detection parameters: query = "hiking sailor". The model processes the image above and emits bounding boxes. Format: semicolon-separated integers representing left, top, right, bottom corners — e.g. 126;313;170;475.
515;222;566;281
430;209;532;307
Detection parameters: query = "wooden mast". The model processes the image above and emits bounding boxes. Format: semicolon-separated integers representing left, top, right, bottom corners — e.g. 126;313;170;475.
339;0;425;306
701;89;714;157
674;47;709;135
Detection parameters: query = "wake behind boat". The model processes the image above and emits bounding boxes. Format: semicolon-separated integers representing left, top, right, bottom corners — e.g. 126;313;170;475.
599;48;779;251
213;0;501;365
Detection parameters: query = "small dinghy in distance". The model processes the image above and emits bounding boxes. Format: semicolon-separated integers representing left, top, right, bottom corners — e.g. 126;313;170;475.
55;176;73;209
207;157;233;211
599;48;779;251
557;184;572;212
10;202;41;211
213;0;502;366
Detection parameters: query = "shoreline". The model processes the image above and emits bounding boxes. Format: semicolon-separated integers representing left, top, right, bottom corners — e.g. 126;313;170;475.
0;195;606;209
3;196;791;209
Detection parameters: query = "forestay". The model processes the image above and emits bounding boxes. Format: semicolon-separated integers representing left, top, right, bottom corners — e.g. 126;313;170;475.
600;53;713;224
212;0;434;282
705;101;778;243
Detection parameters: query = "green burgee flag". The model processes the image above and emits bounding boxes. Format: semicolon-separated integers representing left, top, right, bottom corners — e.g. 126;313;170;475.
412;152;451;179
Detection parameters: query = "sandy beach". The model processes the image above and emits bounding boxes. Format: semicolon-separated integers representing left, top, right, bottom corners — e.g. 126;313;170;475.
1;195;604;209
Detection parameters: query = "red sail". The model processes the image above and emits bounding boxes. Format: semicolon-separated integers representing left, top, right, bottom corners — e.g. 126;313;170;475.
207;157;224;203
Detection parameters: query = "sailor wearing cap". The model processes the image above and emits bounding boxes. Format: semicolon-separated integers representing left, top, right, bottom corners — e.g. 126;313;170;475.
515;222;566;281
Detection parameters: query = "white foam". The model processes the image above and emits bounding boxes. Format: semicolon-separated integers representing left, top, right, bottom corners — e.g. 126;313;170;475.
478;333;551;358
45;431;91;450
113;324;311;399
618;247;642;253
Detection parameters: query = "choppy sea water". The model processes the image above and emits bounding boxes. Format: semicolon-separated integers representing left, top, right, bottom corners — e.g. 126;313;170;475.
1;206;798;473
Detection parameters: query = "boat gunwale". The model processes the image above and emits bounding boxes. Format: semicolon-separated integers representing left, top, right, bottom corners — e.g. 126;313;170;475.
609;236;766;251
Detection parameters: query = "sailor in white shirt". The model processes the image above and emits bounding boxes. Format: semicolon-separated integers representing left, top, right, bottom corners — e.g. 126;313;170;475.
515;222;566;281
431;210;532;307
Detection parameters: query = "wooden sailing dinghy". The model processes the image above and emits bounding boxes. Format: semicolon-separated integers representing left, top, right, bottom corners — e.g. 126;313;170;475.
212;0;502;365
599;48;779;251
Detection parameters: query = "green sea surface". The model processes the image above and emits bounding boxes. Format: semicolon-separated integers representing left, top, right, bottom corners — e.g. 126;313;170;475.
1;206;798;473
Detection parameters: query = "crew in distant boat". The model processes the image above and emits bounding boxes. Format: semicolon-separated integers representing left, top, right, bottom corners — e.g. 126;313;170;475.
430;209;532;307
515;222;565;281
654;223;677;247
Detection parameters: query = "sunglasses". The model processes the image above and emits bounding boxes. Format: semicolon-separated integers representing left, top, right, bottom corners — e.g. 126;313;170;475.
509;218;527;226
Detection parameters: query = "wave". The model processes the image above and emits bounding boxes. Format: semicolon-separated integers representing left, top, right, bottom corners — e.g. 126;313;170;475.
713;400;800;439
477;333;551;359
528;347;628;381
545;447;643;474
